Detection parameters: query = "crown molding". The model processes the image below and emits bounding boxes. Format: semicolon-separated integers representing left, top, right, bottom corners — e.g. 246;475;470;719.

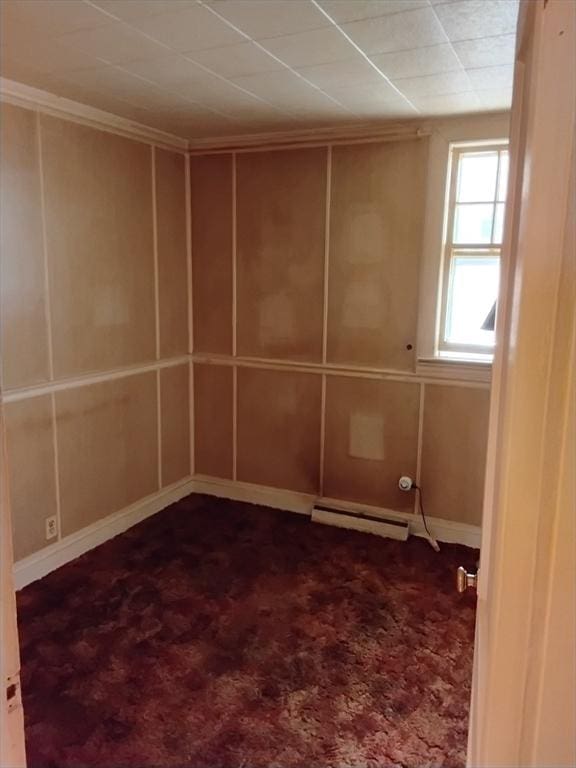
187;110;509;154
0;77;188;152
187;118;432;154
0;77;510;156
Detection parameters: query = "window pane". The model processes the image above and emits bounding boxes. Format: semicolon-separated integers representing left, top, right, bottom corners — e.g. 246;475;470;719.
497;151;509;201
456;151;498;202
493;203;505;243
445;255;500;347
453;203;494;244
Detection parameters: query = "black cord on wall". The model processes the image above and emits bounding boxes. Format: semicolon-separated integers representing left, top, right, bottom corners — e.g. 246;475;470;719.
413;484;434;540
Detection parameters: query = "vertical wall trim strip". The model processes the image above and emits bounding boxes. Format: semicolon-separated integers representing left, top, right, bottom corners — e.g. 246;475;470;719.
322;145;332;365
37;110;63;539
186;155;195;474
415;382;425;516
319;373;327;495
36;110;54;380
156;368;162;489
232;366;238;482
50;392;62;541
189;360;195;476
232;152;238;481
151;146;160;361
319;147;332;496
232;151;237;357
186;154;193;353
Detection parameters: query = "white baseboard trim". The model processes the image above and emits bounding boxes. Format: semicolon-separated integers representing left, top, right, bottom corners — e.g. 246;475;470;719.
192;475;313;515
14;474;480;589
192;477;481;549
13;478;195;590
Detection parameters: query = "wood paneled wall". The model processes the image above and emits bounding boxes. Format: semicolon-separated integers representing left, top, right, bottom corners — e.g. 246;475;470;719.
1;103;190;561
2;101;491;566
192;140;491;525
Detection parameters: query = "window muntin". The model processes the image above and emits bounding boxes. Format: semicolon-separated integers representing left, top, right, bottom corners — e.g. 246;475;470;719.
438;143;509;359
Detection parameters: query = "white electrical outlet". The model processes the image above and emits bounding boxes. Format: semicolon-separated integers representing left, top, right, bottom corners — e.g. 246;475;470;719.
45;516;58;540
398;476;414;492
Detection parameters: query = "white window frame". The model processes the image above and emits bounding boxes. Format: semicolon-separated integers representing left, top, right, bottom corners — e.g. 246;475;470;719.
438;141;509;359
416;114;511;382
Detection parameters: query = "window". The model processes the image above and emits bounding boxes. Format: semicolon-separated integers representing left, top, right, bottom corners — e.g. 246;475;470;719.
437;142;509;360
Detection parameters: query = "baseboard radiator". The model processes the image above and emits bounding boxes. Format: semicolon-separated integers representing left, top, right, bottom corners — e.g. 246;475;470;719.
311;505;409;541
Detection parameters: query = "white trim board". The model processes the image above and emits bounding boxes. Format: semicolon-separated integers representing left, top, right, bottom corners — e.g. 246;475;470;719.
13;478;195;590
192;476;481;549
0;77;187;152
1;77;510;156
13;475;480;590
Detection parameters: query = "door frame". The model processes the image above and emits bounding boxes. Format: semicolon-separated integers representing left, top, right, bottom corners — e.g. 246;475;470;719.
468;0;575;764
1;398;27;767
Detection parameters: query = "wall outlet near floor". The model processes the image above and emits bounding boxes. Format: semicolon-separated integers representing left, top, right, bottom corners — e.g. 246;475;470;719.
398;476;414;492
45;516;58;540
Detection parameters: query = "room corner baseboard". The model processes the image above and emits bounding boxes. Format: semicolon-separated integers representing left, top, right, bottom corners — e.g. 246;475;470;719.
192;476;482;549
14;476;480;589
192;475;314;515
13;478;195;590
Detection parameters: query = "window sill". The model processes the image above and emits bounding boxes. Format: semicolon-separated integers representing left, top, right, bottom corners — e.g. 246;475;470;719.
417;356;492;384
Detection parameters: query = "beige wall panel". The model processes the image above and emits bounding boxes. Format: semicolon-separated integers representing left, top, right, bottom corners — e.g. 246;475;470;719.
160;363;190;486
41;115;155;378
324;376;420;512
156;148;188;358
0;103;50;389
237;367;321;493
4;396;58;561
190;154;233;354
236;147;326;362
420;384;490;525
327;139;428;370
55;372;158;537
194;363;233;479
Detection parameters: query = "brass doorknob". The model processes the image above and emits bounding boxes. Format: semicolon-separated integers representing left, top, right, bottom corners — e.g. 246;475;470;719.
456;566;478;592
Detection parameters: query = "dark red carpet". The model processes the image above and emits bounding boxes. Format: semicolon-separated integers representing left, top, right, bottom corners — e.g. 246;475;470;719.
17;494;478;767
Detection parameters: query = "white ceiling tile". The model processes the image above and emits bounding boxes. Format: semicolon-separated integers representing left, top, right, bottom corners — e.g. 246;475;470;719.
279;101;352;119
1;20;106;73
371;43;461;79
4;37;106;74
393;69;470;99
231;69;325;101
129;4;245;52
155;113;237;138
412;90;481;114
477;87;513;110
327;83;415;113
185;41;284;78
466;64;514;90
433;0;519;42
122;54;207;86
453;34;516;69
0;0;517;137
56;22;169;65
318;0;429;24
346;101;416;118
341;7;448;55
164;72;282;114
39;78;153;116
91;0;198;22
0;55;66;93
260;26;357;68
0;0;112;35
205;0;329;40
297;57;385;90
59;65;201;113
